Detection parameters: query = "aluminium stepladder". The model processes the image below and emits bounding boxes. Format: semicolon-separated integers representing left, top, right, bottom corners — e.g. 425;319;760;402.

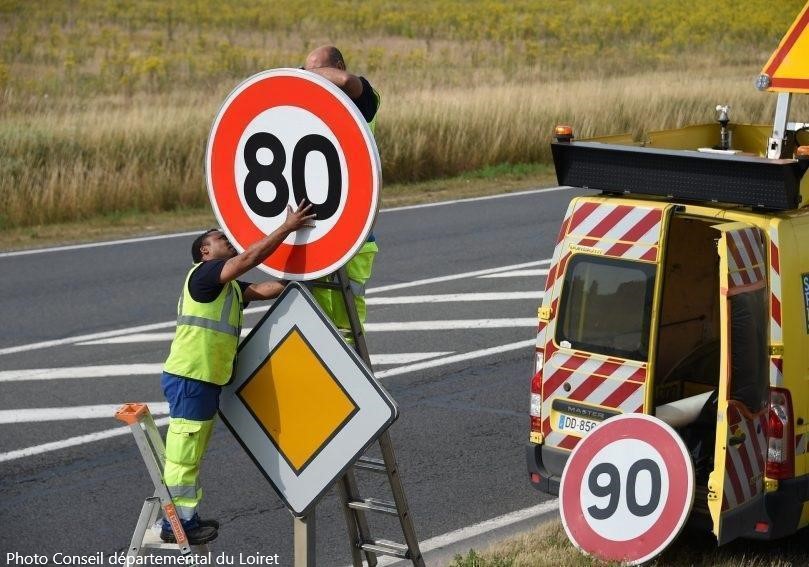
115;403;210;564
315;267;425;567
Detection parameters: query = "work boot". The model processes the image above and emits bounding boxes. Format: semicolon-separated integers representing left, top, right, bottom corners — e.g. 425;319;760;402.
160;524;218;545
198;518;220;530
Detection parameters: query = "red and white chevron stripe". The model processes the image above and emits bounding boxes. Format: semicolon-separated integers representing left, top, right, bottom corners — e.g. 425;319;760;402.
721;403;768;511
769;226;783;387
724;228;766;294
540;352;647;451
535;200;662;451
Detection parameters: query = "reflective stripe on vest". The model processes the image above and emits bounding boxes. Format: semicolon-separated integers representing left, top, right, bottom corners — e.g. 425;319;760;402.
163;264;243;385
176;282;239;336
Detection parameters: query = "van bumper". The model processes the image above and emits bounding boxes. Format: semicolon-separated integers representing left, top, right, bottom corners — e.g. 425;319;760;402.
753;475;809;540
526;443;569;495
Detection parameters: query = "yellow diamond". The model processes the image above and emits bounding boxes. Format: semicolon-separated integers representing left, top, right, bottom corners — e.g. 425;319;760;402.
237;327;358;473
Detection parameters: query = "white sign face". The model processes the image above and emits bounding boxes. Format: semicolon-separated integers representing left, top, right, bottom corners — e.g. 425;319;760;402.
218;283;397;516
206;68;381;281
560;414;694;565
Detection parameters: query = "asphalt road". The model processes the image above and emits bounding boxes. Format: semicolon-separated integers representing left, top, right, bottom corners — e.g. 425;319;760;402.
0;187;584;566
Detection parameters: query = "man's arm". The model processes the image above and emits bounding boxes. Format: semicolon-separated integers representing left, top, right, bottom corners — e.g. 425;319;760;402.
219;202;315;284
242;280;286;302
306;67;363;100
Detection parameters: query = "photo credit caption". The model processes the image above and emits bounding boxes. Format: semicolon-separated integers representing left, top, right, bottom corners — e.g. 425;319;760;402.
6;552;282;565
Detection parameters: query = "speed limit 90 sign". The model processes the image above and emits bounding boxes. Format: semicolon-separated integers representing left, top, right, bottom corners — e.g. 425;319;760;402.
559;414;695;565
206;68;380;280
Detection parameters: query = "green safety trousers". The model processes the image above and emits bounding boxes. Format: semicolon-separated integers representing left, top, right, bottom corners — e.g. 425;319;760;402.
311;241;378;341
164;417;215;525
160;371;221;529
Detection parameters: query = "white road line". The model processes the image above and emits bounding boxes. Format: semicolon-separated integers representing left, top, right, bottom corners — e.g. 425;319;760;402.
376;339;535;378
0;187;575;258
368;260;552;294
372;352;452;365
367;319;536;332
0;364;163;382
78;333;177;345
0;338;535;461
0;417;171;463
0;231;200;258
343;499;560;567
480;269;550;279
379;185;575;212
0;403;169;424
366;292;543;304
0;352;455;381
79;318;536;345
0;259;551;356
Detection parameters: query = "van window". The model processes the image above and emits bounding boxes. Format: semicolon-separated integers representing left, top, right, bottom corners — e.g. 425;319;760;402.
556;255;656;360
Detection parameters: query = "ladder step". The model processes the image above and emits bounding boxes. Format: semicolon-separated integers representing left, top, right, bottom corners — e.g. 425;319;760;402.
355;456;387;473
360;539;411;559
347;497;398;516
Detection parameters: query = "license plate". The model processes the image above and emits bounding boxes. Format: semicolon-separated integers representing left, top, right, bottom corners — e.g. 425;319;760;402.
557;413;599;436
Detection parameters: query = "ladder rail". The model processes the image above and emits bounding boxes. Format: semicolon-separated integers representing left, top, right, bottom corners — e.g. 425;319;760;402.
332;268;425;567
116;403;201;559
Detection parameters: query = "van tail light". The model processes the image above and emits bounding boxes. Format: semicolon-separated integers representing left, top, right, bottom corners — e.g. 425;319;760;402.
766;387;794;480
530;353;544;434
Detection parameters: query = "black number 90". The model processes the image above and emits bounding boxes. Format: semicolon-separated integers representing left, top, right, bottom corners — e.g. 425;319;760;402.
586;459;662;520
243;132;341;220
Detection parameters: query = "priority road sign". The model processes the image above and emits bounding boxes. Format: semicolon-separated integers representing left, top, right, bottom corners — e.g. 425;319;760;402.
218;282;397;516
759;1;809;93
559;413;695;565
206;68;381;280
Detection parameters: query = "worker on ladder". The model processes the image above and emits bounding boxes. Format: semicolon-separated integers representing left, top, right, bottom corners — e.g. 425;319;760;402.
302;46;380;339
159;203;315;544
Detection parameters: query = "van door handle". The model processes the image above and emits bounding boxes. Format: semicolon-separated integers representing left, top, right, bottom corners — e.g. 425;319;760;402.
729;433;747;446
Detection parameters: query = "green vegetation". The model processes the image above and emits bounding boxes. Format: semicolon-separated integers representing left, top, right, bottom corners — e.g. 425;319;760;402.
448;520;809;566
0;0;807;230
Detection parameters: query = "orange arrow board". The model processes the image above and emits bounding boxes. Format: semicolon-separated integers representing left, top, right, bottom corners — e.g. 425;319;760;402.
760;1;809;93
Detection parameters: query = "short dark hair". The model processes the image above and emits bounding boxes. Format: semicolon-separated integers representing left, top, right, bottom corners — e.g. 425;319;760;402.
191;228;218;263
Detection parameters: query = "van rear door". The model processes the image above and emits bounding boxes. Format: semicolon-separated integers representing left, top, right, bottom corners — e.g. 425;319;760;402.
537;198;673;452
708;222;769;545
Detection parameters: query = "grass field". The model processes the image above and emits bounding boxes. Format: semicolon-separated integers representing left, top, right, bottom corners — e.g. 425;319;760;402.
1;0;807;230
449;520;809;566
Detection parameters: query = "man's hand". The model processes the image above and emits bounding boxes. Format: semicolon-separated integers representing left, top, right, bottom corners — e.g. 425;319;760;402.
282;201;317;232
219;201;316;284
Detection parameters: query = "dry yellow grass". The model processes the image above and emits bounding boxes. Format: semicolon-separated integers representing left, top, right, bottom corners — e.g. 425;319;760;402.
1;1;807;230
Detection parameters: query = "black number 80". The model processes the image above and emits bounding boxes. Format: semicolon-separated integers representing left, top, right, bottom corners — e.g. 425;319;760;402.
243;132;341;220
586;459;662;520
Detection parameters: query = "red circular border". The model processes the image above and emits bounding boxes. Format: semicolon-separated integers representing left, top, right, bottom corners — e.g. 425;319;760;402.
560;415;694;564
207;72;376;278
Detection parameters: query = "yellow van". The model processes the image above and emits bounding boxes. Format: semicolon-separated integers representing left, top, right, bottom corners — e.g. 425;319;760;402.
526;111;809;544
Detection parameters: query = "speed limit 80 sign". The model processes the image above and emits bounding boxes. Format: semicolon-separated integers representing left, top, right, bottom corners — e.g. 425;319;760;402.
206;68;380;280
559;414;695;565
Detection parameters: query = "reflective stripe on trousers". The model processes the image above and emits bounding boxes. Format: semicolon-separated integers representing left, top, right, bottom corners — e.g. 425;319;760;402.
163;417;215;521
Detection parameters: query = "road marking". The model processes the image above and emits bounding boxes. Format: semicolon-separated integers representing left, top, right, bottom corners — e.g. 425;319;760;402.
0;231;201;258
0;259;551;356
377;339;535;378
78;318;536;345
0;187;576;258
0;417;172;463
0;338;535;461
368;260;552;294
480;268;550;279
0;403;169;424
368;319;536;332
371;352;452;365
0;352;456;381
366;292;543;304
0;364;163;382
379;185;576;213
342;499;560;567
